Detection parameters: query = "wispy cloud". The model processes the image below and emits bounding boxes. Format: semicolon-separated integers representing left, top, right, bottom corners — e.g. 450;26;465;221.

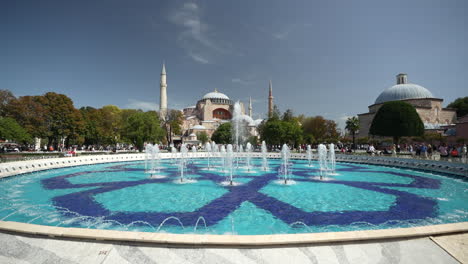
189;51;210;64
126;99;159;111
168;2;223;64
231;78;252;85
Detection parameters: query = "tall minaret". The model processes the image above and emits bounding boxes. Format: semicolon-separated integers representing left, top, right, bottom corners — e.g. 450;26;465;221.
159;63;167;120
248;96;253;118
268;80;274;118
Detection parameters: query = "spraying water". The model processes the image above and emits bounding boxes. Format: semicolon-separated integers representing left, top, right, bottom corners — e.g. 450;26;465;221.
179;144;188;182
245;142;252;171
261;141;268;171
226;144;235;185
205;142;212;169
220;145;226;172
280;144;291;184
318;144;328;179
145;144;161;178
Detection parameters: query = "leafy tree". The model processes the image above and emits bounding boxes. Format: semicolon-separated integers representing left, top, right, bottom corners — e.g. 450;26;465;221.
162;109;184;145
0;90;15;117
345;116;360;149
261;119;285;145
247;136;259;146
282;109;295;122
37;92;84;149
99;105;123;145
0;117;31;143
80;106;105;146
370;101;424;144
270;105;281;121
447;97;468;118
196;131;209;144
6;95;48;139
211;123;232;144
122;111;165;152
301;116;337;143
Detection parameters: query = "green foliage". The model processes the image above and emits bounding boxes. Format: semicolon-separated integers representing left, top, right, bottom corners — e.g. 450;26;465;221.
261;120;284;145
122;111;165;152
6;95;48;138
196;131;209;144
247;136;259;146
301;116;340;143
99;105;123;145
356;137;369;145
447;96;468;118
167;110;183;135
211;123;232;144
39;92;84;148
0;117;31;143
345;116;360;148
0;90;15;117
370;101;424;143
261;113;303;147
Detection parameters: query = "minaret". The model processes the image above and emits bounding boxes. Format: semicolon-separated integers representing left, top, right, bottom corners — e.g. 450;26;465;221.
159;63;167;120
248;97;253;118
268;80;274;118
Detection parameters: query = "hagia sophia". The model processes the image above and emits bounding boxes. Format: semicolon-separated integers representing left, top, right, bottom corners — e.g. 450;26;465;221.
158;64;460;144
158;64;266;144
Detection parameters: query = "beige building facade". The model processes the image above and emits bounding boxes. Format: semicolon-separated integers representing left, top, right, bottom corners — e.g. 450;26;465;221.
357;74;457;138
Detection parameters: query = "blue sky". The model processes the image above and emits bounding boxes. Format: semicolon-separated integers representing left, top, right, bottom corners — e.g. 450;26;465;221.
1;0;467;129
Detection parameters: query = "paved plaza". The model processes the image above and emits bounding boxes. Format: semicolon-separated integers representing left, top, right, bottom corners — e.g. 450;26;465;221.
0;231;466;264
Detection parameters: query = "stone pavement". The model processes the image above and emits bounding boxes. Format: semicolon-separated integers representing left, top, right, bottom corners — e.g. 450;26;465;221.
0;231;465;264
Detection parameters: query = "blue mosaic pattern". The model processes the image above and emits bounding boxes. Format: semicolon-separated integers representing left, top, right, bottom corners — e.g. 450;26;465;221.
40;159;443;231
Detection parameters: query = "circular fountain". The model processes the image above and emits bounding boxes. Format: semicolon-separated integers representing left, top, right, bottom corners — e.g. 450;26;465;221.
0;149;467;244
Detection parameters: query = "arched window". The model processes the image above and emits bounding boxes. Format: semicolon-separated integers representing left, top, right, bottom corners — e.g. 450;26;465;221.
212;108;231;119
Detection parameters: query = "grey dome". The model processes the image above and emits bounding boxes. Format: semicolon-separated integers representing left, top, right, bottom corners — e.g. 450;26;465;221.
202;90;229;100
375;83;434;104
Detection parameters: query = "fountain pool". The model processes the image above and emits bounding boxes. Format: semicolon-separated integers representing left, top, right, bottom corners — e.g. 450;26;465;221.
0;157;467;236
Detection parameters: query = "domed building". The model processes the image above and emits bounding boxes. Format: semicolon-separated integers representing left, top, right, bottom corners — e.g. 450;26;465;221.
357;73;457;137
181;89;246;141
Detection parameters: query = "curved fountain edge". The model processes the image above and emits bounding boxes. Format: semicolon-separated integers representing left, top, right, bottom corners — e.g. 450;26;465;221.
0;220;466;246
0;152;467;245
1;152;467;179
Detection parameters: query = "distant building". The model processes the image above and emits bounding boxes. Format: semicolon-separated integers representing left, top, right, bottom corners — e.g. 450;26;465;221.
357;73;457;137
158;64;263;144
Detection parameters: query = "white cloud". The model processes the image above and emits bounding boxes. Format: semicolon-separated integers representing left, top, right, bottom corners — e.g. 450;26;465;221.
168;2;224;64
189;52;210;64
126;99;159;111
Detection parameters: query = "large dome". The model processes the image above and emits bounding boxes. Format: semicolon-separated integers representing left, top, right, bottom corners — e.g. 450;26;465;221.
374;83;434;105
202;90;229;100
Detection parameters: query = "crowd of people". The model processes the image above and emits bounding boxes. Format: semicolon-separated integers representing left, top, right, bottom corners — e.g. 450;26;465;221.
364;143;467;159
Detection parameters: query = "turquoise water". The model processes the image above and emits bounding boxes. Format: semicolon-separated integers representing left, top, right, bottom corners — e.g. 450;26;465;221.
0;158;466;235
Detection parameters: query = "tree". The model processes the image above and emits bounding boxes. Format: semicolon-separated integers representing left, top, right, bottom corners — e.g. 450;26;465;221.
211;123;232;144
6;95;48;139
122;111;165;151
99;105;123;145
196;131;209;144
162;109;184;145
301;116;339;143
447;97;468;118
282;109;295;122
37;92;84;149
345;116;360;149
261;119;285;145
0;90;15;117
80;107;105;146
370;101;424;144
0;117;31;143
